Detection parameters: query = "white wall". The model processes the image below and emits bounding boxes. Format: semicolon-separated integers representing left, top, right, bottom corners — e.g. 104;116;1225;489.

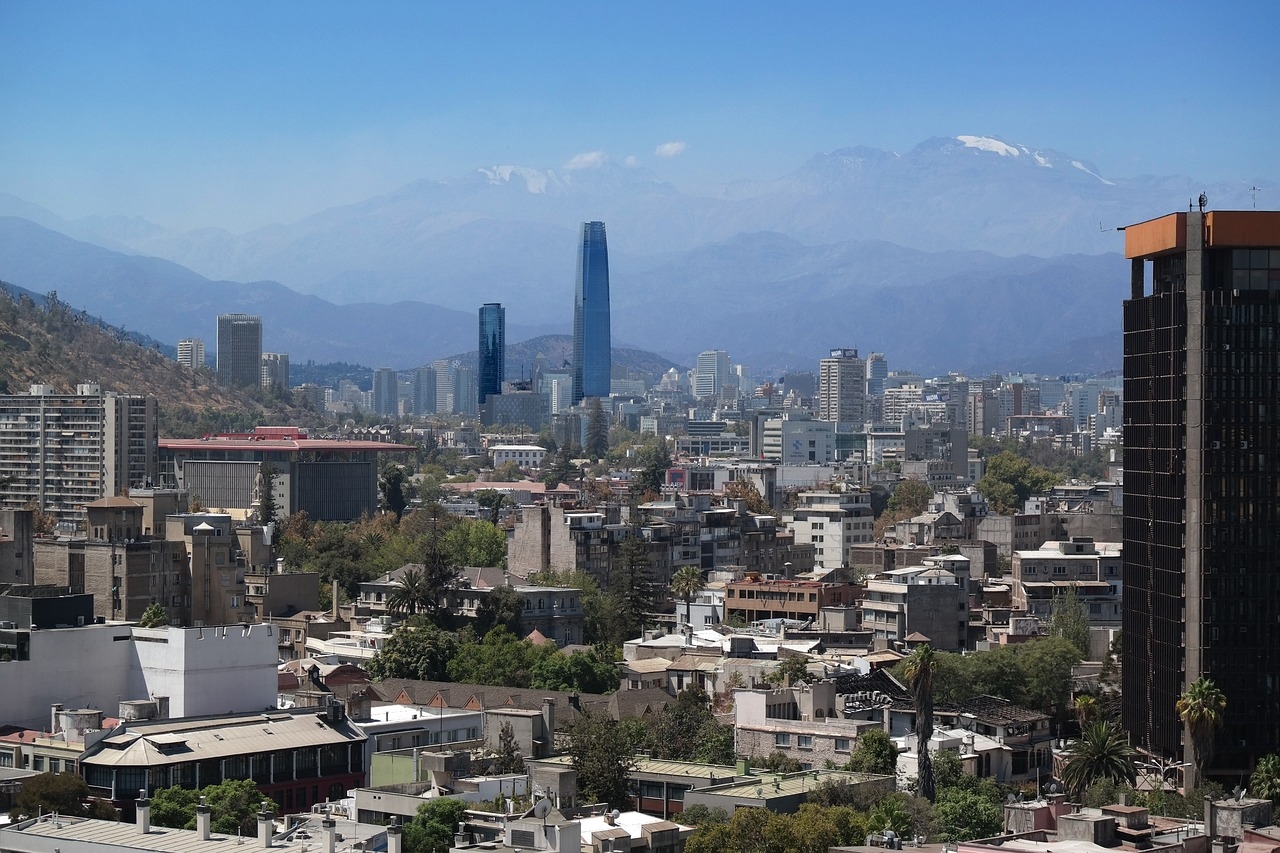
0;623;279;730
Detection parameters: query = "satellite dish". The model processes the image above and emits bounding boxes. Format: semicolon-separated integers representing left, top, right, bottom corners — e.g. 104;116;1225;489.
610;810;621;822
533;798;553;820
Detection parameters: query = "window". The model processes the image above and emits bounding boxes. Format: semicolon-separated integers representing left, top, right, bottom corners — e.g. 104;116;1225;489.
834;738;851;752
775;733;791;747
798;735;813;750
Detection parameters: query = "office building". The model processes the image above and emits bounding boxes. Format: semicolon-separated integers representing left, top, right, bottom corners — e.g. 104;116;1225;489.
0;384;157;520
372;367;398;417
215;313;263;388
818;347;866;424
478;302;505;405
260;352;289;390
694;350;730;400
1121;209;1280;783
413;365;437;415
572;220;611;404
866;352;888;397
176;338;205;370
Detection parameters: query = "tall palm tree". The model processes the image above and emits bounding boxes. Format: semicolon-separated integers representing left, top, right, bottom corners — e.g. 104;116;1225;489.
1061;720;1138;798
1074;694;1100;729
902;644;938;802
387;567;432;616
670;566;705;631
1177;676;1227;784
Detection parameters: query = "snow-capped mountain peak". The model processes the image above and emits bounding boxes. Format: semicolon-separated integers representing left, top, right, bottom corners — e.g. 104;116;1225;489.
955;135;1021;157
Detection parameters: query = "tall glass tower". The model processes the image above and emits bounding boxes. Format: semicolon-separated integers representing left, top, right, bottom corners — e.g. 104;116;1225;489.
572;221;611;404
216;313;262;388
478;302;505;405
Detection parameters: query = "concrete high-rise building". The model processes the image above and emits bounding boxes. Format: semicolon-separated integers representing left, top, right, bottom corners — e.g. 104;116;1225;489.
260;352;289;390
478;303;505;405
818;348;866;424
216;313;262;388
694;350;730;400
0;384;157;519
865;352;888;398
177;338;205;370
371;368;398;417
413;366;437;416
433;360;455;414
1121;209;1280;784
454;365;478;415
572;221;611;404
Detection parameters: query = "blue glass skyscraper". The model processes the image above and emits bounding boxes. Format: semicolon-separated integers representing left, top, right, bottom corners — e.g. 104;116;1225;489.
572;221;611;404
478;302;505;405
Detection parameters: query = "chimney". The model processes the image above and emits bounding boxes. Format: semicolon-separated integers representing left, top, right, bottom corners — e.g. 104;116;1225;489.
136;789;151;833
322;815;337;853
540;698;555;757
196;797;211;840
387;816;404;853
258;801;274;848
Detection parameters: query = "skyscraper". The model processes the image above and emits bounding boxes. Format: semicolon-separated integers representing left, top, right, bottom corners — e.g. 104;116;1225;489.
694;350;730;400
216;314;263;388
177;338;205;370
413;366;437;416
572;221;611;404
478;303;505;405
372;368;398;417
261;352;289;390
818;348;866;424
1121;209;1280;784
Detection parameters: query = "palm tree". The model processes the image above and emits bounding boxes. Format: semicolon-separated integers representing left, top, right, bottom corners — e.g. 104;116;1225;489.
902;644;938;802
387;567;432;616
1061;720;1138;798
670;566;705;631
1249;753;1280;808
1177;676;1227;784
1074;694;1100;729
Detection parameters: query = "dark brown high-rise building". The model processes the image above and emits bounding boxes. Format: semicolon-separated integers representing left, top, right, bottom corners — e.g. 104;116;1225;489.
1122;209;1280;784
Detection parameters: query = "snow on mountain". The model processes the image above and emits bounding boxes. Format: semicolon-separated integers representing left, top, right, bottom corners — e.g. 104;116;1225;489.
956;135;1021;156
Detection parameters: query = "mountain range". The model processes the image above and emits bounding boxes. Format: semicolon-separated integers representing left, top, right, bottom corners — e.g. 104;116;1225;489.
0;134;1272;376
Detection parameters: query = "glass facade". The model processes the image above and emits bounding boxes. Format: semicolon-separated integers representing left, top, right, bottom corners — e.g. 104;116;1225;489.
216;313;263;388
478;302;505;405
572;221;611;404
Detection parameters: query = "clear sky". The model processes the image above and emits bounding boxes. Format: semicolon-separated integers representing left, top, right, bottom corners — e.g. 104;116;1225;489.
2;0;1276;232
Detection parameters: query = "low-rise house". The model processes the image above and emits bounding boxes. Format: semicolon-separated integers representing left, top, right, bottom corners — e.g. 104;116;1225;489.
733;680;880;769
682;768;894;816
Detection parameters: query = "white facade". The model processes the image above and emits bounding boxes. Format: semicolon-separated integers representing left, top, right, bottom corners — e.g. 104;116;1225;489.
177;338;205;370
490;445;548;469
761;411;836;465
0;623;279;730
785;490;874;570
818;349;866;425
694;350;731;400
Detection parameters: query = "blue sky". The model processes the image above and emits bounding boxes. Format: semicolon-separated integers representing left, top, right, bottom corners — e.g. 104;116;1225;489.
1;0;1276;231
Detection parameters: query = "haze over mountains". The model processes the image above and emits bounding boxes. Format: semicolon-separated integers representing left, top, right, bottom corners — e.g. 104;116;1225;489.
0;135;1271;376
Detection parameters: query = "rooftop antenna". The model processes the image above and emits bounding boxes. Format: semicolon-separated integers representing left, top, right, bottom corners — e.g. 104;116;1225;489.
1198;192;1208;213
1249;186;1261;209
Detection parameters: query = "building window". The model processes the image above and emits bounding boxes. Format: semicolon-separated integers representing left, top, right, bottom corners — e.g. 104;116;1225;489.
775;733;791;747
834;738;851;752
798;735;813;750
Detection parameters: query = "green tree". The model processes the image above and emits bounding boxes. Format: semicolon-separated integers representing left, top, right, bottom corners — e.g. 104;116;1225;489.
138;602;169;628
10;772;115;820
1060;721;1138;798
530;648;621;694
1177;677;1227;785
642;688;716;761
902;644;938;802
933;788;1003;842
1249;753;1280;807
670;565;705;629
567;710;636;807
442;519;506;568
366;623;459;681
695;720;737;765
1074;694;1100;730
541;445;580;488
757;751;803;773
843;729;899;775
492;721;525;775
1018;637;1082;723
1047;585;1091;659
402;797;467;853
473;489;508;524
763;655;812;688
609;530;655;639
475;585;526;636
387;567;434;617
447;626;558;687
631;439;672;500
975;451;1060;515
381;464;408;519
888;479;934;516
257;461;280;528
151;779;269;836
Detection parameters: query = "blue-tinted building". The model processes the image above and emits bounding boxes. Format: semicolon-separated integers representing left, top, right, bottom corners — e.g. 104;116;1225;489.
478;303;505;405
572;221;611;404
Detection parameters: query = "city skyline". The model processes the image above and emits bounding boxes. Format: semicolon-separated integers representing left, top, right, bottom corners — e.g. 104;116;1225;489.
1;2;1275;233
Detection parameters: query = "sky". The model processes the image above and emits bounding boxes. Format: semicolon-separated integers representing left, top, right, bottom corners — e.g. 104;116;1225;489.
1;0;1277;233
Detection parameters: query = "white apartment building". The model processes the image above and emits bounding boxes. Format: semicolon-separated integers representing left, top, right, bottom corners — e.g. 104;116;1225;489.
0;383;158;519
761;411;836;465
490;444;547;469
785;489;874;570
818;348;866;424
176;338;205;370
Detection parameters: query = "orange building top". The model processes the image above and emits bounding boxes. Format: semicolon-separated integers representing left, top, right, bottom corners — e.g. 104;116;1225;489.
1126;210;1280;259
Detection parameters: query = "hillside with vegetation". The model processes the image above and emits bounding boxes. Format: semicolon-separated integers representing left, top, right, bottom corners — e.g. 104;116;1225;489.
0;282;315;436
